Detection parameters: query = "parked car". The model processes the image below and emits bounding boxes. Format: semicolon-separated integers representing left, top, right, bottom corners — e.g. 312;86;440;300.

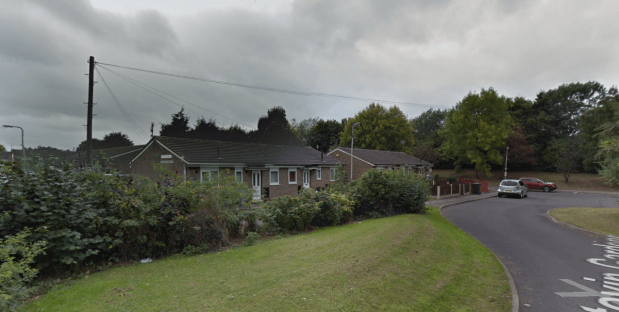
519;177;557;192
498;179;528;198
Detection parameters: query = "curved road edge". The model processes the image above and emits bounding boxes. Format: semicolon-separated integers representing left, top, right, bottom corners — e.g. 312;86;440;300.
432;195;519;312
544;210;607;239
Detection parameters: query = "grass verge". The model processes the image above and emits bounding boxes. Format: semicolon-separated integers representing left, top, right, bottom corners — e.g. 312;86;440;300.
22;208;511;312
549;207;619;236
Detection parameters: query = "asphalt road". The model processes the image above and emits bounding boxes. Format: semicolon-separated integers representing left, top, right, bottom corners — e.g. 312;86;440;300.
442;191;619;312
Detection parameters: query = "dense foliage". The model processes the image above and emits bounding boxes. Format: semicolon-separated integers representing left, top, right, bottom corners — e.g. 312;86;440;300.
352;168;429;216
0;161;252;274
440;88;512;177
0;229;47;311
259;189;353;233
340;103;415;153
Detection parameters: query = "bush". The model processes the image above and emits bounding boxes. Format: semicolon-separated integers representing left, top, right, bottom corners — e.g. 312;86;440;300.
259;189;320;233
0;229;47;312
353;169;429;217
312;191;354;227
242;232;260;247
0;159;252;273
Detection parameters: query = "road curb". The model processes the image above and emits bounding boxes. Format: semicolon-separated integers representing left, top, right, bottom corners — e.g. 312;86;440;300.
433;194;519;312
544;210;607;239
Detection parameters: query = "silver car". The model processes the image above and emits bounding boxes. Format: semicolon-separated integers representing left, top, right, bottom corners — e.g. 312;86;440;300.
498;179;528;198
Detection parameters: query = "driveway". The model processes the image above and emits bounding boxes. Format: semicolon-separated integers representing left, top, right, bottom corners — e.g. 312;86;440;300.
442;191;619;312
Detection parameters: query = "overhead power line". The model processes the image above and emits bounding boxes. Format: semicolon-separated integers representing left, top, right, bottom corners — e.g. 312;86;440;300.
97;64;254;129
96;61;444;109
95;67;149;140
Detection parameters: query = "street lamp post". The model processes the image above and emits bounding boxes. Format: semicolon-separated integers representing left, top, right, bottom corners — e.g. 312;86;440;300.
504;146;509;180
350;122;360;181
3;125;26;173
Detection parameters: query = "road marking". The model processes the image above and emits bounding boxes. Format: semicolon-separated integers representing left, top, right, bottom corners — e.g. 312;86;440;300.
585;277;597;282
555;279;602;298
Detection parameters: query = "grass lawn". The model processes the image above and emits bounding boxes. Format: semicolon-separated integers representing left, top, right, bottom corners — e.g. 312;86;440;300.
432;169;619;192
549;207;619;236
22;208;511;312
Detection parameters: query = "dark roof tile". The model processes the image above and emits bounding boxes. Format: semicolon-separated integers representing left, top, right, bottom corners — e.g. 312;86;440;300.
332;147;433;167
152;136;338;166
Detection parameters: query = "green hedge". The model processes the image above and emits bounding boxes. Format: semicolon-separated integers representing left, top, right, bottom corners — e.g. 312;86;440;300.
352;169;429;216
0;162;252;274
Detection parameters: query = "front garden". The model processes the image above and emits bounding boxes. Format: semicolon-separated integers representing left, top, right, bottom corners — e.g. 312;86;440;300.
1;159;430;310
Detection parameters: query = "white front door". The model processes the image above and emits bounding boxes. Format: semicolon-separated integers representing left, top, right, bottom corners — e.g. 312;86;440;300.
252;171;261;200
303;170;310;189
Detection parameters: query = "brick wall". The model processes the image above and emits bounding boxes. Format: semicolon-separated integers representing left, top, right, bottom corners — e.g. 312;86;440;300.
328;150;373;180
131;142;186;181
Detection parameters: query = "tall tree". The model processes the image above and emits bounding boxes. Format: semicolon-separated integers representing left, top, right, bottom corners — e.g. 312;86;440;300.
77;132;133;151
440;88;512;177
189;117;221;140
291;117;319;145
411;108;448;165
160;108;190;138
250;106;302;146
544;136;582;183
596;91;619;185
220;124;249;142
527;81;606;168
0;144;6;153
577;87;619;172
307;119;344;153
411;108;448;144
504;124;537;171
340;103;414;153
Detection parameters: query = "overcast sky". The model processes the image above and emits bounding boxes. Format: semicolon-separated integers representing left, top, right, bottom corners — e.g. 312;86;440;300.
1;0;618;151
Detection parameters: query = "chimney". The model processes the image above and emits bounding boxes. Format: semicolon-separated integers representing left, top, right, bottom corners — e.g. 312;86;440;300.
321;152;324;162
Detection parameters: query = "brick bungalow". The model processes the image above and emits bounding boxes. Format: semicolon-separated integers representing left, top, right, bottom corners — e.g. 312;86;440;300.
327;147;433;180
130;136;340;200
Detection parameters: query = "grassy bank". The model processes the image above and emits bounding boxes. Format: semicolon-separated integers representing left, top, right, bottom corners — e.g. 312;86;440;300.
432;169;619;192
22;208;511;312
549;207;619;236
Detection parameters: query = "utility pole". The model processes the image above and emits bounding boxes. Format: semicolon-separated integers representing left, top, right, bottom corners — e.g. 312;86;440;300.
86;56;95;169
504;146;509;180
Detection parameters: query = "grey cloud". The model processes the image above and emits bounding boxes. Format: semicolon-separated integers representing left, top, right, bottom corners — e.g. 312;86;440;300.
1;0;618;151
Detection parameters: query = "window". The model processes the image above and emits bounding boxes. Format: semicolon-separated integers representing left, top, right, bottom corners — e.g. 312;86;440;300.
270;168;279;185
500;181;518;187
201;168;219;182
316;168;322;180
289;168;297;184
235;168;243;182
330;168;336;181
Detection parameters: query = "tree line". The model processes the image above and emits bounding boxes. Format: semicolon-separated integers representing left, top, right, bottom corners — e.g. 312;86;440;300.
71;80;618;184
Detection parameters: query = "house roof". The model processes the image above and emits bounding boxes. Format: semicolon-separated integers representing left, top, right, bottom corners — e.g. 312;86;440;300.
137;136;338;167
92;145;145;159
0;152;13;162
330;147;433;167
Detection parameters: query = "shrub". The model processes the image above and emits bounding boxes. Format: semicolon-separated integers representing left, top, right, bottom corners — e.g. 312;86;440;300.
353;169;429;217
312;191;354;227
242;232;260;247
259;189;319;233
0;159;252;273
0;229;47;312
446;176;458;183
434;173;440;181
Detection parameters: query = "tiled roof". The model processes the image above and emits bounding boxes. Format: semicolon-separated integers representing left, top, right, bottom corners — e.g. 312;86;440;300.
148;136;338;166
331;147;433;167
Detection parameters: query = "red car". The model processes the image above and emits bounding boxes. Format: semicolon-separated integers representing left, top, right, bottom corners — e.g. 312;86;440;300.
519;177;557;192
